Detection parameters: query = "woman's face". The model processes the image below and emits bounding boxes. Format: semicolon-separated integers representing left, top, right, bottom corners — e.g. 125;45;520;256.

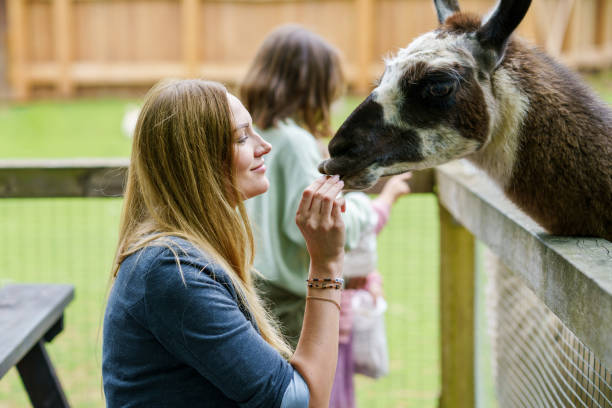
228;93;272;201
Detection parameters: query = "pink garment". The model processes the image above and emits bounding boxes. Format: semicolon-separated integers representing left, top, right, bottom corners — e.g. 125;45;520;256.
331;198;391;407
329;334;355;408
365;271;383;291
339;290;355;344
371;199;391;234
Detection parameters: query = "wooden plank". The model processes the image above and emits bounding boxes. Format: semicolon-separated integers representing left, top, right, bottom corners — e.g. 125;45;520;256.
0;158;129;198
560;46;612;68
545;0;575;57
0;0;11;100
0;159;430;198
438;203;475;408
25;61;385;87
355;0;374;94
530;0;550;47
567;0;584;56
53;0;73;96
595;0;605;46
7;0;28;99
0;284;74;379
182;0;199;78
47;62;183;84
436;160;612;370
604;0;612;45
17;340;70;408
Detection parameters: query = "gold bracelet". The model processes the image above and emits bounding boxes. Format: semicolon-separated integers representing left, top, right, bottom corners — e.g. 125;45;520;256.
306;295;341;311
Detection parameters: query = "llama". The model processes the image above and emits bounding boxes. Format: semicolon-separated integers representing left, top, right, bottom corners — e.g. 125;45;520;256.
319;0;612;241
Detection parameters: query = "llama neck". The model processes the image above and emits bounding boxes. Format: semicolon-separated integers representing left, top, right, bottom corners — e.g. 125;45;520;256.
469;39;612;190
469;39;612;236
467;67;528;189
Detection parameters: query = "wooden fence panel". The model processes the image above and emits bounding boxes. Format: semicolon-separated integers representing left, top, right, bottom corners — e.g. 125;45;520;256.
5;0;612;99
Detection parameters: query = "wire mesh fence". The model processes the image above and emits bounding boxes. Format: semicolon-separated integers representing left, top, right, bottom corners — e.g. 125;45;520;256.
0;193;441;408
485;250;612;408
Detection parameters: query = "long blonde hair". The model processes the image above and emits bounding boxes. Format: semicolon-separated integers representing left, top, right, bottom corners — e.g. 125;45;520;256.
112;78;292;357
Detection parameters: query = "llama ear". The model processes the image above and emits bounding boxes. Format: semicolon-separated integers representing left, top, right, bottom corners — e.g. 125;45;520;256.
433;0;460;24
474;0;532;70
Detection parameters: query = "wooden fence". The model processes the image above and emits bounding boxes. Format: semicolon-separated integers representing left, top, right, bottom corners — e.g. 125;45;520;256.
1;159;610;406
436;161;612;407
5;0;612;100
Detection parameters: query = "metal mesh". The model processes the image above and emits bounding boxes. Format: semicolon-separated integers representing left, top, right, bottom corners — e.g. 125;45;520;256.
485;252;612;408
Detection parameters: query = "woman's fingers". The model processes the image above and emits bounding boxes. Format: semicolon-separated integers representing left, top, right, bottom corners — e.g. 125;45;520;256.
297;176;327;216
320;181;344;216
335;196;346;213
310;176;340;215
331;196;343;223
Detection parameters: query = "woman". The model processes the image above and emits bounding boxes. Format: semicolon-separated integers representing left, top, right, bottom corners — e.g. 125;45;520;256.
103;79;345;407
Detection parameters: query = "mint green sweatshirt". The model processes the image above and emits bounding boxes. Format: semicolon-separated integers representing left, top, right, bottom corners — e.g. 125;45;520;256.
245;119;372;297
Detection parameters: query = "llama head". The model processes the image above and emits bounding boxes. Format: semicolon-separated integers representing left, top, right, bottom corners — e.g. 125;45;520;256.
319;0;532;189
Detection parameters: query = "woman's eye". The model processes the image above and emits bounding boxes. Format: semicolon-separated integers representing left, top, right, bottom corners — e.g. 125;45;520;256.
425;82;455;98
236;129;248;144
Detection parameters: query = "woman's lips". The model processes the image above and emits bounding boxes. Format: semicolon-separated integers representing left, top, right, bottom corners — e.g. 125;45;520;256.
251;162;266;173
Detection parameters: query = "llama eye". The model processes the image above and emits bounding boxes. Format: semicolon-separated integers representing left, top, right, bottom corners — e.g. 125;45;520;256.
425;82;455;98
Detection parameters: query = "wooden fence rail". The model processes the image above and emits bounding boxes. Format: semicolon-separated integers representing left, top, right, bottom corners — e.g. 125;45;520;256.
5;0;612;99
436;160;612;407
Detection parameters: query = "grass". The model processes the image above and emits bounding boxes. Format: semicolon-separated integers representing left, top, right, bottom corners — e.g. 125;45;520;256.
0;94;441;407
0;99;135;159
0;196;440;408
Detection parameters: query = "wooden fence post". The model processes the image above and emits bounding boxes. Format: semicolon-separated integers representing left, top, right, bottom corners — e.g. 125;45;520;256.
355;0;373;94
439;203;475;408
7;0;28;100
54;0;73;96
182;0;199;78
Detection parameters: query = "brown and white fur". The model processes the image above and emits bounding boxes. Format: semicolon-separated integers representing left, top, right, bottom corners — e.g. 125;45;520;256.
319;0;612;241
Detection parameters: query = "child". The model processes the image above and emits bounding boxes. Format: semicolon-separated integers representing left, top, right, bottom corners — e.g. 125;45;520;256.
241;24;412;407
241;24;374;350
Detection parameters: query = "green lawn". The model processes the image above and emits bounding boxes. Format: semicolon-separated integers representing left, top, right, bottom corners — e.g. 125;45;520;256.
0;99;135;159
0;195;440;408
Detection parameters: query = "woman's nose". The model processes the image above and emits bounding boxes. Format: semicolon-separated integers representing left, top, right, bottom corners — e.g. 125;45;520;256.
255;135;272;156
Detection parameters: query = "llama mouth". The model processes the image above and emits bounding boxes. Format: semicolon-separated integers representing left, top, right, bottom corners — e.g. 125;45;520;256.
319;158;381;190
318;157;372;179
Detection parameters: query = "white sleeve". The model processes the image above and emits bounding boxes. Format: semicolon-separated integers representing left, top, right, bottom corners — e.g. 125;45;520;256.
280;369;310;408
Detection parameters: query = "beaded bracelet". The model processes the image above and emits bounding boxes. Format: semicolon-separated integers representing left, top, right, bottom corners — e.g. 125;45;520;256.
306;277;344;290
306;296;341;311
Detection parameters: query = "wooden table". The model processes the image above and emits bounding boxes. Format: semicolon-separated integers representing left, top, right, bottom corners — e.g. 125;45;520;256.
0;284;74;407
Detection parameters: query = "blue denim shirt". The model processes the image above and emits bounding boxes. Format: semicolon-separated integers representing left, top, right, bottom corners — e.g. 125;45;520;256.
102;237;299;407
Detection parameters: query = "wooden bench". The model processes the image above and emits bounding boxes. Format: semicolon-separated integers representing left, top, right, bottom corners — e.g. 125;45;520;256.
0;284;74;407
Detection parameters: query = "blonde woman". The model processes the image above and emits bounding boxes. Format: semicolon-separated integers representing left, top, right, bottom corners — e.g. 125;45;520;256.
102;79;345;407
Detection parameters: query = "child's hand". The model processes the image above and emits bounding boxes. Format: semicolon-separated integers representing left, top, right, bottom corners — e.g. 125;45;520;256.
379;172;412;206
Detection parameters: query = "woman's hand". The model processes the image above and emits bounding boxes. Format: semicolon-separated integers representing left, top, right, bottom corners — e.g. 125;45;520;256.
295;176;346;276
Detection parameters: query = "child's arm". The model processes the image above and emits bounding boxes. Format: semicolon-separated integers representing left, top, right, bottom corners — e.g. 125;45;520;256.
372;172;412;233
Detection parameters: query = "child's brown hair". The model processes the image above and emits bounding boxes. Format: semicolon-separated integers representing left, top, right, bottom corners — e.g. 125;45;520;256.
240;25;345;139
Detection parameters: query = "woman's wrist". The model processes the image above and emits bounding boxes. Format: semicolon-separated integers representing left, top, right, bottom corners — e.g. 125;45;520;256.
308;258;343;279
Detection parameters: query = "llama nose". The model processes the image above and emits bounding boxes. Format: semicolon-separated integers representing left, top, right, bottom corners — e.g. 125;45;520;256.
317;157;354;177
317;160;329;175
317;159;333;176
